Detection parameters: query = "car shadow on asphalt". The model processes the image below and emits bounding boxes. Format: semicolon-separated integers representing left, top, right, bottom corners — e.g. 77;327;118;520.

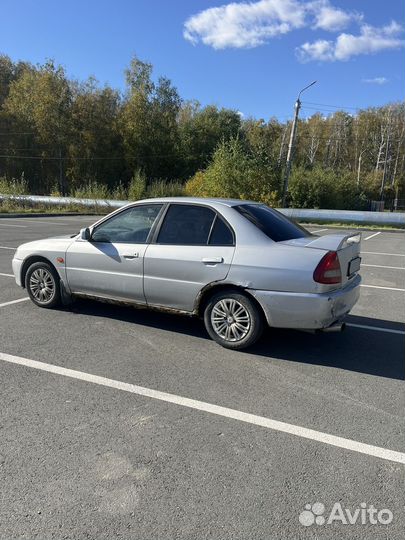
70;299;405;381
250;316;405;381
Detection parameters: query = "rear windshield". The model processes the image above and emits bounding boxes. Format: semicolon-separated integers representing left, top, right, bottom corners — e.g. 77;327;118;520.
234;204;311;242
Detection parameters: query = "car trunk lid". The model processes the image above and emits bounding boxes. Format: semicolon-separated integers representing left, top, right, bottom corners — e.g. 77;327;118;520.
281;232;361;287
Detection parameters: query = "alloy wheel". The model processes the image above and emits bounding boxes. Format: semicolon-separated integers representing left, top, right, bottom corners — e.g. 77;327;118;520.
29;268;56;304
210;298;251;342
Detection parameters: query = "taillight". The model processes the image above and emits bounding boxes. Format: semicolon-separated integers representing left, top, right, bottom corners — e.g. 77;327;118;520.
313;251;342;284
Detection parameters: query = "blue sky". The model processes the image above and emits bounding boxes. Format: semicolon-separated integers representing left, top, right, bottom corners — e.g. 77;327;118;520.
2;0;404;120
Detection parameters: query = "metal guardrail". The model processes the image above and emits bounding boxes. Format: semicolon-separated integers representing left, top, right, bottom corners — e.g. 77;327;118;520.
0;194;127;209
280;208;405;226
1;194;404;226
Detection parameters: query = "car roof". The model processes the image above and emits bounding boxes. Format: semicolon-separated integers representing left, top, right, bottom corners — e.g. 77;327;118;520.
130;196;259;207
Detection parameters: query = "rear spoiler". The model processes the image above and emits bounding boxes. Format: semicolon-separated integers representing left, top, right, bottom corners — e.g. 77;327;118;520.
304;232;361;251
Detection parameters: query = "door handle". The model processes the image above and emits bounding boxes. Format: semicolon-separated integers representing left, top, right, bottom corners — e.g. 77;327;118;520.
123;253;139;259
201;257;224;264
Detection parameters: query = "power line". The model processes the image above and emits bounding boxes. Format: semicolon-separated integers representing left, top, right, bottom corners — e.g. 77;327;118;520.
301;106;354;114
0;152;213;161
302;101;359;111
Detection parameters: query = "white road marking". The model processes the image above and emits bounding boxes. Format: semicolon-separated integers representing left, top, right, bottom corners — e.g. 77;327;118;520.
311;229;328;233
0;298;29;308
364;232;381;240
347;323;405;335
362;264;405;270
0;272;14;277
0;246;16;250
0;352;404;464
0;223;26;228
362;251;405;257
361;284;405;292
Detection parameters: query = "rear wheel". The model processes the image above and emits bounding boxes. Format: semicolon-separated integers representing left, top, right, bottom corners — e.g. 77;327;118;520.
204;290;264;350
25;262;61;308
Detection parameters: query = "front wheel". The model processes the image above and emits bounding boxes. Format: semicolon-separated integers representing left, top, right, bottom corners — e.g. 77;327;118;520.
204;290;264;350
25;262;61;308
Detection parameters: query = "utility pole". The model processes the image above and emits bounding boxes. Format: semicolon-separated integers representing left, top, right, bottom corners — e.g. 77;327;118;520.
282;81;317;207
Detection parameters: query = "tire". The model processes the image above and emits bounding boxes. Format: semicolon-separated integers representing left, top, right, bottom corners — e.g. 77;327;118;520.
25;261;61;308
204;290;264;350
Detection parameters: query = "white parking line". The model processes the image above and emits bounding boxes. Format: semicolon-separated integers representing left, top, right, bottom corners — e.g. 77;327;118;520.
364;232;381;240
361;284;405;292
0;351;404;464
0;273;14;277
311;229;328;233
362;251;405;257
0;246;16;250
362;264;405;270
347;323;404;335
0;298;29;308
0;223;26;228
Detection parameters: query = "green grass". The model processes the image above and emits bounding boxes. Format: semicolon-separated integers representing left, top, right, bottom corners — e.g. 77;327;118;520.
0;200;110;215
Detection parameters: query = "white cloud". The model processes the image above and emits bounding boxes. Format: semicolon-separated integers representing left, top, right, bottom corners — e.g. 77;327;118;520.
184;0;404;65
296;39;335;61
183;0;360;50
362;77;389;85
183;0;308;49
310;0;361;32
297;21;405;62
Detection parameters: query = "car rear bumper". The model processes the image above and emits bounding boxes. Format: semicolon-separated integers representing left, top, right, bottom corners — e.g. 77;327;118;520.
12;257;23;287
250;274;361;329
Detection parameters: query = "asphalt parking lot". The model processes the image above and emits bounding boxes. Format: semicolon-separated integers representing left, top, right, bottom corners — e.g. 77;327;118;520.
0;215;404;540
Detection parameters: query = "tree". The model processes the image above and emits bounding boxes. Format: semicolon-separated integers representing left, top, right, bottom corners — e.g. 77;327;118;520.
185;137;280;206
4;60;72;193
178;104;242;178
68;78;123;190
119;55;181;181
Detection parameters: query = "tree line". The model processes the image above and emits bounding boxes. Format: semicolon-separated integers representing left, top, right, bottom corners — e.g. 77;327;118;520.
0;53;404;209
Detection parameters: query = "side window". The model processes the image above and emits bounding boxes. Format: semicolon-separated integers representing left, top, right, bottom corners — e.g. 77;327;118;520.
157;204;215;245
209;216;234;246
91;204;162;243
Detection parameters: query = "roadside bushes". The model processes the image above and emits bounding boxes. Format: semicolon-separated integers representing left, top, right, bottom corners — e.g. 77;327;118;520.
0;175;28;195
185;138;280;206
1;150;397;212
288;166;386;210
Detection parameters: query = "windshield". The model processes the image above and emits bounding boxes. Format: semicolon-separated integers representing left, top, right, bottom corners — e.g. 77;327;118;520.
235;204;311;242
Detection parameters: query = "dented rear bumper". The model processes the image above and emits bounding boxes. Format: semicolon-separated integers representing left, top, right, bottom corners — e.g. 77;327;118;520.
250;274;361;330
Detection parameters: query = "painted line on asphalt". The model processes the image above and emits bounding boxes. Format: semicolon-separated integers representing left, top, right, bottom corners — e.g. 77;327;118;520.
0;246;16;250
0;298;29;308
362;264;405;270
0;351;404;464
347;323;405;335
0;223;26;228
361;284;405;292
0;272;14;277
361;251;405;257
311;229;328;233
364;232;381;240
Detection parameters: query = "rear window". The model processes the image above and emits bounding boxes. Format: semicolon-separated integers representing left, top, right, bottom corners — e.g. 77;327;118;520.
235;204;311;242
157;204;215;245
209;216;234;246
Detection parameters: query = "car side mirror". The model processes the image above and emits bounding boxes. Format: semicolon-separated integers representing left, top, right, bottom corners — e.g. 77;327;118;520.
80;227;91;241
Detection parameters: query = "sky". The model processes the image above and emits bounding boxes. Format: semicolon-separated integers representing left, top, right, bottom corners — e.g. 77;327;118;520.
1;0;404;121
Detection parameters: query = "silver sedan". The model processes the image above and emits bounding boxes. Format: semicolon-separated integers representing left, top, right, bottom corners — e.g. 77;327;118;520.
12;197;361;350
